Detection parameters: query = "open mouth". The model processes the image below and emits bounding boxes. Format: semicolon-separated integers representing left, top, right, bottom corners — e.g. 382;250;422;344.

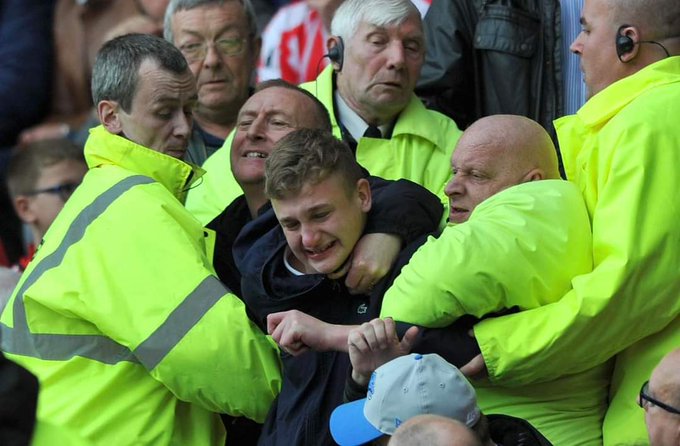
305;240;335;257
243;151;267;159
449;207;469;222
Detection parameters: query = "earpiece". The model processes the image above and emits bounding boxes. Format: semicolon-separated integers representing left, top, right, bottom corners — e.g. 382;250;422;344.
616;25;635;60
327;37;344;72
615;24;671;62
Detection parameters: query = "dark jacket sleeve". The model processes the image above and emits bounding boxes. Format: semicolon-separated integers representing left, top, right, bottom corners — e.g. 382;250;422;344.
365;176;443;245
415;0;478;129
206;195;251;297
396;319;481;368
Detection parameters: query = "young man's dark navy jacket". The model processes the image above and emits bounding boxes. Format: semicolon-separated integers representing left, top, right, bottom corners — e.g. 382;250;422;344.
233;176;442;446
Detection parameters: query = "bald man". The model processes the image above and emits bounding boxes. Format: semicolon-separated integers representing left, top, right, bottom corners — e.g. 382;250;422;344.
389;415;483;446
455;2;680;443
445;114;560;224
380;115;607;444
642;348;680;446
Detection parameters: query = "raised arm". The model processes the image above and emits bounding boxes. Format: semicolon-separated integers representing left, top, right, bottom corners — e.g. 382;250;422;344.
342;176;443;294
476;120;680;386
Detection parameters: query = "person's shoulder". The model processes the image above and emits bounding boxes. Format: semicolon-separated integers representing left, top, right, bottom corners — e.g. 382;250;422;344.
394;96;462;147
469;180;588;229
85;168;191;227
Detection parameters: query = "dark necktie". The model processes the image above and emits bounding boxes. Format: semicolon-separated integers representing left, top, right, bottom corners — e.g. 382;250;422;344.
363;125;382;139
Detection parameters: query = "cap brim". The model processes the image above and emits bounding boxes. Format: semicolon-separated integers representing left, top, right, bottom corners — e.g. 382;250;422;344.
330;398;384;446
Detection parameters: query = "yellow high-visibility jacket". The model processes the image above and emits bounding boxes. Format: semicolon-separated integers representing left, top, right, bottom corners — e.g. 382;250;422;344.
476;56;680;445
185;131;239;225
185;65;462;224
381;180;607;445
1;126;282;445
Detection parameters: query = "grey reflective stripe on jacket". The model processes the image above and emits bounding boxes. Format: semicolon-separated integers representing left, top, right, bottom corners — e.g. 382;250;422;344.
1;175;224;370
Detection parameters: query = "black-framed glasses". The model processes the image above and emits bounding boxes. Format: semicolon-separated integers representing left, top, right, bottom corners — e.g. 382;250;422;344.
638;381;680;415
179;38;247;62
28;182;80;202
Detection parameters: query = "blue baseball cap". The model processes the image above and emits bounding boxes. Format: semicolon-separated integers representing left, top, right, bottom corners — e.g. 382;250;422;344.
330;353;480;446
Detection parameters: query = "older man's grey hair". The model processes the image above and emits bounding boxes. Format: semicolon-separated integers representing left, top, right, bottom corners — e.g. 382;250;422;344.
91;34;189;112
163;0;258;43
330;0;421;42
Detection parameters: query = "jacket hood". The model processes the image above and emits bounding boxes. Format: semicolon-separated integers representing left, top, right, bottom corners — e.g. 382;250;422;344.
572;56;680;129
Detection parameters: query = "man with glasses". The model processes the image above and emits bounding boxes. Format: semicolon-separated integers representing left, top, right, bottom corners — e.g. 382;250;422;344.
639;348;680;446
164;0;261;166
5;138;87;271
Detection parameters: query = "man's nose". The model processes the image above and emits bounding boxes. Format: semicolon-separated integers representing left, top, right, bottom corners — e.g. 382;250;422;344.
444;175;462;198
246;116;266;140
203;42;223;68
301;224;320;248
385;41;406;68
174;111;192;138
570;33;584;55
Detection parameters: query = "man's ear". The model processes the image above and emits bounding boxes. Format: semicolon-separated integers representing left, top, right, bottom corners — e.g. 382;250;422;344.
523;168;545;183
98;100;122;134
618;25;641;63
356;178;372;212
326;36;343;72
13;195;37;225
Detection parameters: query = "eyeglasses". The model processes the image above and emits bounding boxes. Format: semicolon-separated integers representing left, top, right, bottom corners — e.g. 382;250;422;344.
179;38;247;62
28;182;80;202
638;381;680;415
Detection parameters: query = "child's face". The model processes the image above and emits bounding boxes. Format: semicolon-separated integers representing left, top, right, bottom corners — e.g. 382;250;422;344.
27;159;88;239
272;173;371;275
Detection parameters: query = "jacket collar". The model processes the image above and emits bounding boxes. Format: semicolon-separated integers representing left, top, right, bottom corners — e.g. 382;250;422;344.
575;56;680;129
84;126;204;201
315;65;450;152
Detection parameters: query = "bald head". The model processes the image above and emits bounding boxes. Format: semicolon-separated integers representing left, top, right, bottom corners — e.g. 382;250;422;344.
445;115;560;223
608;0;680;40
388;415;483;446
651;348;680;408
644;348;680;446
460;115;559;180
